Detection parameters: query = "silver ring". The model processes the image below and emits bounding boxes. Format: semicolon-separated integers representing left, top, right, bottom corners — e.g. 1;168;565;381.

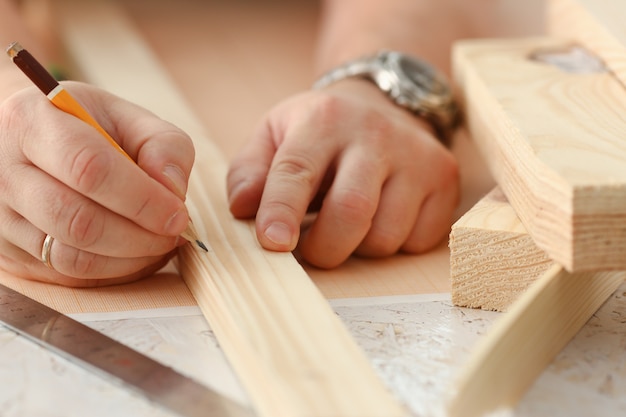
41;234;54;269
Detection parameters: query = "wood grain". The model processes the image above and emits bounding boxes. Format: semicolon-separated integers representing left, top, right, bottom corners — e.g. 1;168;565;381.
453;36;626;272
448;261;624;417
56;1;407;415
549;0;626;89
450;187;552;311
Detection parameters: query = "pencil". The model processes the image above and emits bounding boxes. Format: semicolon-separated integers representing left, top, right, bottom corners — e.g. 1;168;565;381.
6;41;208;253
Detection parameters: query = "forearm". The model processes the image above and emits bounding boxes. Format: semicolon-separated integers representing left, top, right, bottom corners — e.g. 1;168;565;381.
315;0;512;76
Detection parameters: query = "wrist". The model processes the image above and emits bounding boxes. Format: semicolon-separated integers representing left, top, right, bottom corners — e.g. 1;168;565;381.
313;50;459;145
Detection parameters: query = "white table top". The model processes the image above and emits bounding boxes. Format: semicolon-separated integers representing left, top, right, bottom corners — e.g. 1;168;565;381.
2;286;625;417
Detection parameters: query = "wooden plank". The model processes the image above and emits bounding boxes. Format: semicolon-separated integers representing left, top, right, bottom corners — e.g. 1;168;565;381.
450;187;552;311
449;187;625;414
55;1;407;416
549;0;626;89
448;261;625;417
453;36;626;272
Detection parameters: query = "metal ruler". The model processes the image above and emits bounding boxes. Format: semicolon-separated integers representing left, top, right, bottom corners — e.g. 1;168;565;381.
0;283;253;417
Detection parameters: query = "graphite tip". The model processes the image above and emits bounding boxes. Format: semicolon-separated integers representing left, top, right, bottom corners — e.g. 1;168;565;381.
196;240;209;252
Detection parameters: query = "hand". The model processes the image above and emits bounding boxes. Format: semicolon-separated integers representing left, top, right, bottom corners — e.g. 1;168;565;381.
0;82;195;286
227;79;459;268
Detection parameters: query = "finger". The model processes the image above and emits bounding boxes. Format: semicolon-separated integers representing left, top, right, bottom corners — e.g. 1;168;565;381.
45;235;176;281
354;172;425;258
6;163;179;257
0;209;176;283
71;83;195;200
298;146;385;268
254;124;342;252
227;122;277;218
134;128;195;201
15;91;189;237
94;93;196;201
402;179;460;253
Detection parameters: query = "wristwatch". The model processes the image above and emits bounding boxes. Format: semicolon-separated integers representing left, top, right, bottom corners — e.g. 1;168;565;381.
313;50;459;143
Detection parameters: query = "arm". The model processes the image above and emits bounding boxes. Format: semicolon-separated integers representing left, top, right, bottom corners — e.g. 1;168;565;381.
227;0;502;268
0;1;196;286
315;0;476;76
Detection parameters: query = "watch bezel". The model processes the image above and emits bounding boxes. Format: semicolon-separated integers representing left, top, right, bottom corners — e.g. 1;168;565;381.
374;51;454;113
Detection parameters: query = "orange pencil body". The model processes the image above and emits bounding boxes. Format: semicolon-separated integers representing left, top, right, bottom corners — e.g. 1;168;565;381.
47;85;132;161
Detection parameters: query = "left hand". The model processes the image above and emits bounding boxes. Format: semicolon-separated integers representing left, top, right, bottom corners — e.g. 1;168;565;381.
227;79;459;268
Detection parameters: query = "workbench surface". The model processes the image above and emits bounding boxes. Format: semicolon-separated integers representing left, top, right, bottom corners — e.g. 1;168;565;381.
0;1;624;416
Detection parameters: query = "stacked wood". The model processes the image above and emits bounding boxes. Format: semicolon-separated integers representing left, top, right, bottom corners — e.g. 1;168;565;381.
449;246;624;416
450;187;552;312
449;188;625;416
449;9;626;414
453;36;626;273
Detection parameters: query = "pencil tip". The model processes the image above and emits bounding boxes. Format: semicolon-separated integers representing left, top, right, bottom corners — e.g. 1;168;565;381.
196;240;209;252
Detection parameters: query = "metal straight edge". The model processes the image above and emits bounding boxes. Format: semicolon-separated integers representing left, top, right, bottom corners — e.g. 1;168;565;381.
0;283;254;417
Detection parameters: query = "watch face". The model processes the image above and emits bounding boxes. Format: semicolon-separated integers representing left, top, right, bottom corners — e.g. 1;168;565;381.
397;55;448;96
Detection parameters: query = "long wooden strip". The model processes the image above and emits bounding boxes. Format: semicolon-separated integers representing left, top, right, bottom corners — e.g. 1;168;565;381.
448;256;624;416
453;37;626;272
450;187;625;414
450;187;552;311
549;0;626;89
55;1;407;416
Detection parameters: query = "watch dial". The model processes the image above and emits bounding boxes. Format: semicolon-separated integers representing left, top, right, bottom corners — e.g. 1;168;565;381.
399;56;447;95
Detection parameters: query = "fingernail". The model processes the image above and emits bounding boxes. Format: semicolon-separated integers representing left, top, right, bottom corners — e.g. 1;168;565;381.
264;222;294;248
163;164;187;199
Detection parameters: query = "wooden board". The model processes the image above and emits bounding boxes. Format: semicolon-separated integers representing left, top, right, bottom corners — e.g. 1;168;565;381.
453;36;626;272
448;260;625;417
55;1;407;416
450;187;552;311
549;0;626;89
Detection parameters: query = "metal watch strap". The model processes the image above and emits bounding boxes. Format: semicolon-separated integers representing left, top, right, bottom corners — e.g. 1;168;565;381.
313;56;376;90
312;51;458;144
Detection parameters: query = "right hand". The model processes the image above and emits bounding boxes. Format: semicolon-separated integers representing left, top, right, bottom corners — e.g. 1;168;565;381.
0;82;195;287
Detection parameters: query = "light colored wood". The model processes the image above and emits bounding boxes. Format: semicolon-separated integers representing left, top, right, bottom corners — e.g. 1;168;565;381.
56;1;407;416
450;187;552;311
549;0;626;89
453;36;626;272
448;262;625;417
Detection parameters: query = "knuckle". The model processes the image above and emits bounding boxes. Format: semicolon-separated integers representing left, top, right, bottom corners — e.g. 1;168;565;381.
363;114;394;144
49;242;106;279
362;228;404;257
331;188;377;226
140;126;195;170
68;249;102;277
65;201;105;247
0;95;32;160
0;93;31;126
438;151;460;184
310;93;346;124
270;153;319;190
67;146;114;194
